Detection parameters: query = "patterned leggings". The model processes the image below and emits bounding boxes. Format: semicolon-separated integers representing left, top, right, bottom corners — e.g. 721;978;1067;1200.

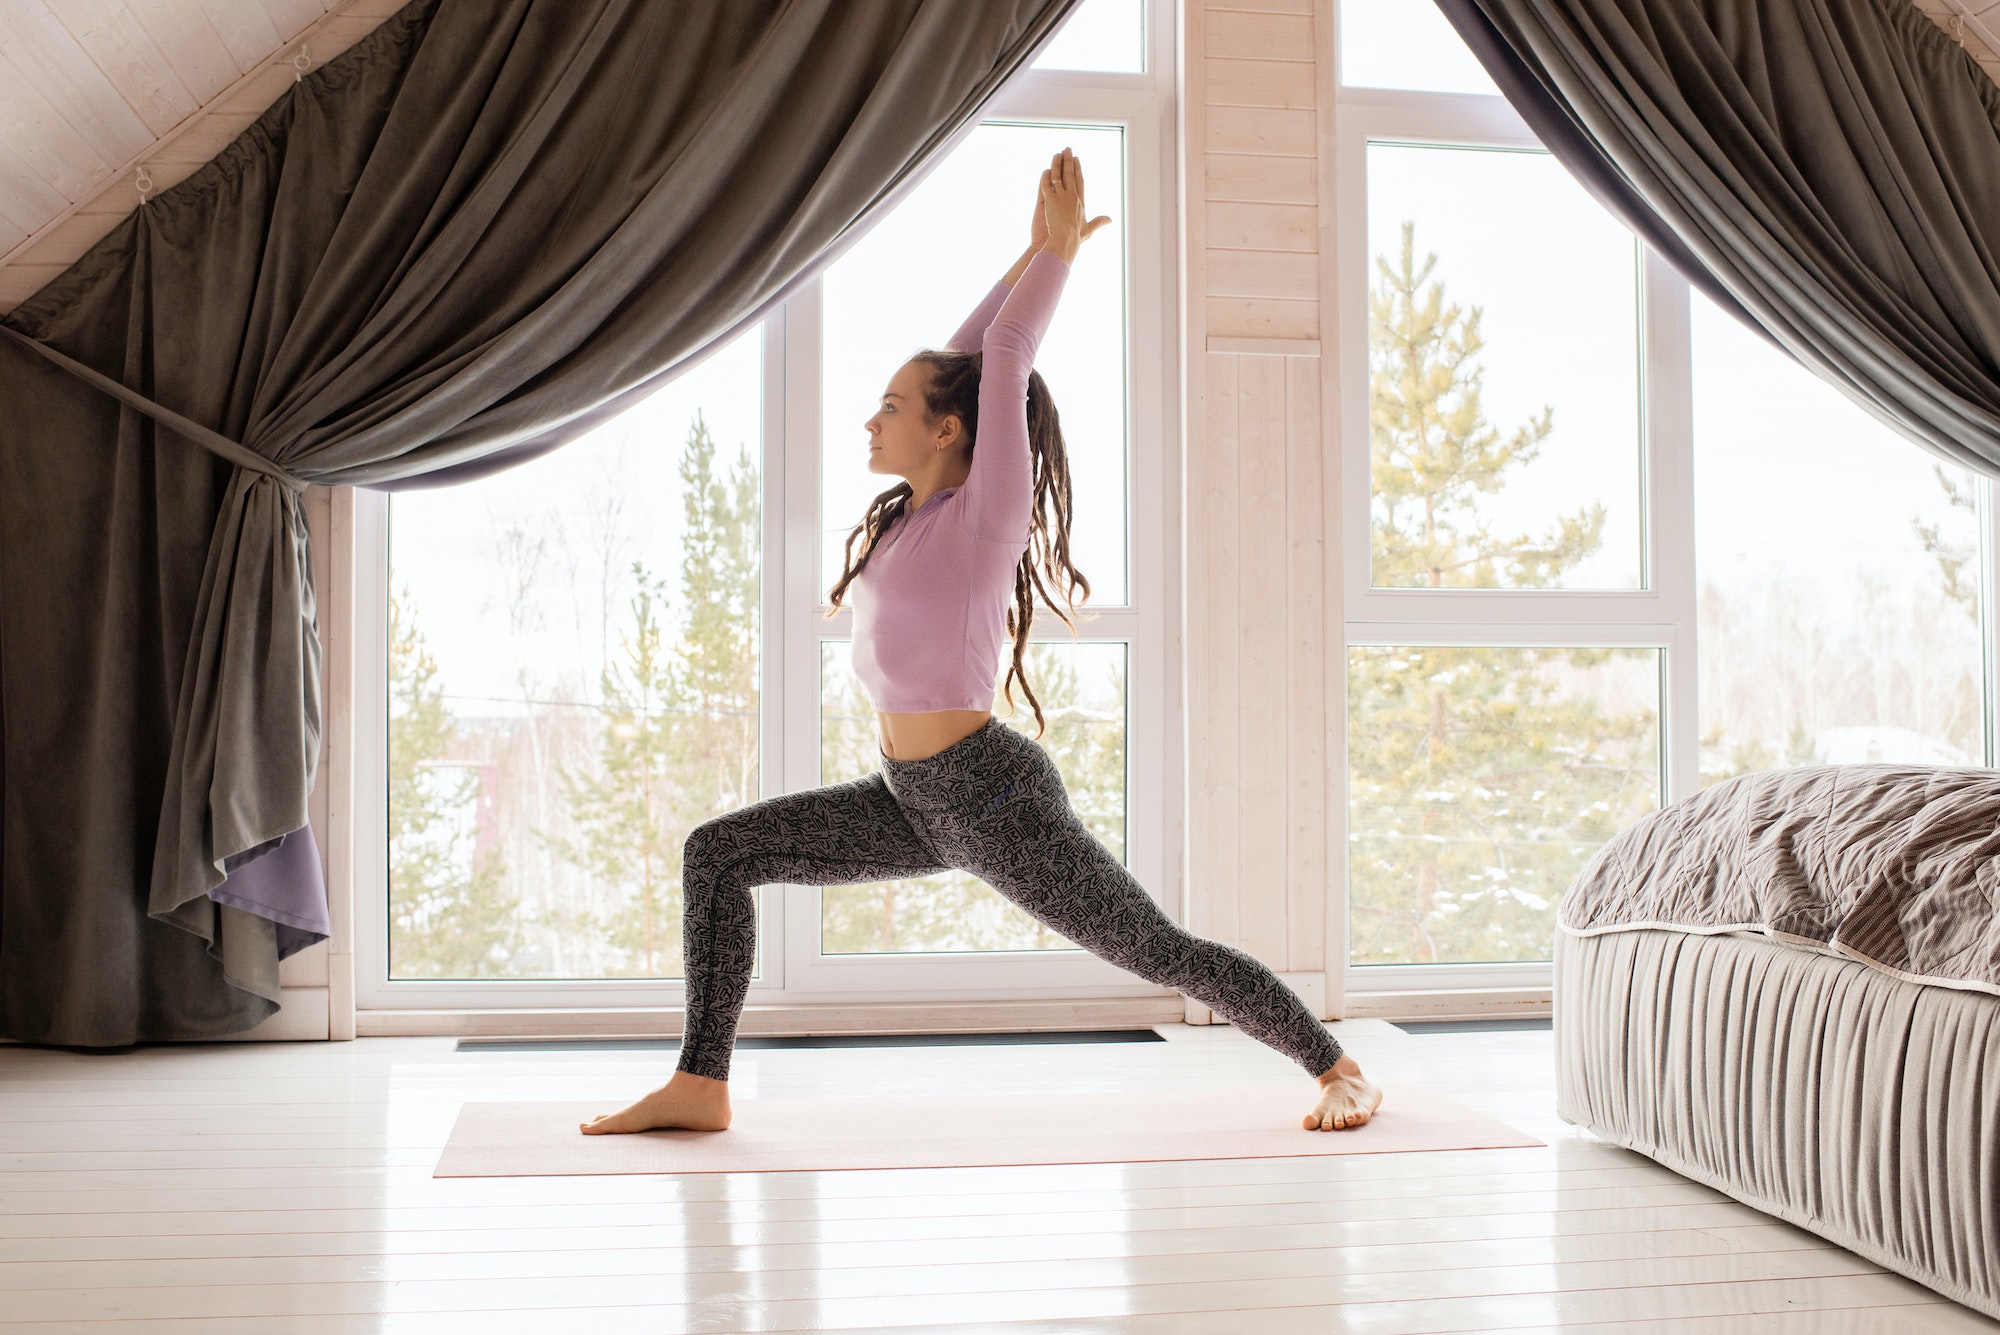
674;717;1344;1082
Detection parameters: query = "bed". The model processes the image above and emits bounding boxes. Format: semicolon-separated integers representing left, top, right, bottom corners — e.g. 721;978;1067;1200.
1554;765;2000;1320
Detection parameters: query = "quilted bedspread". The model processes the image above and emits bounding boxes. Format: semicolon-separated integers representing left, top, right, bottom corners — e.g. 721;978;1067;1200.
1557;764;2000;995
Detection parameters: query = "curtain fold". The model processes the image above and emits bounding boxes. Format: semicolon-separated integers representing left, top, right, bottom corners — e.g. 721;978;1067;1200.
0;0;1081;1045
1434;0;2000;477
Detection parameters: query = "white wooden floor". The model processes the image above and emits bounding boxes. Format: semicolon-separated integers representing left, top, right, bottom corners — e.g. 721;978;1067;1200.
2;1018;1995;1333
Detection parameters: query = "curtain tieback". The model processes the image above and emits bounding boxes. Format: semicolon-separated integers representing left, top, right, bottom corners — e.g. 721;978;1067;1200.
0;324;307;491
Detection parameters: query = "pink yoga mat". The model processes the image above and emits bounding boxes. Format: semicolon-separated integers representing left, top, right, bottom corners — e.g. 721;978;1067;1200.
433;1084;1540;1177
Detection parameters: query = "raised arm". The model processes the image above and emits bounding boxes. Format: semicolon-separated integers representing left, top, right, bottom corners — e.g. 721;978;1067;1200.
955;149;1110;543
944;280;1012;353
946;221;1056;353
958;250;1069;542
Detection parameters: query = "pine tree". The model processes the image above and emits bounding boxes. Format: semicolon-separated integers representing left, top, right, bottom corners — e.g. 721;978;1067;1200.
387;592;519;977
1348;223;1657;965
558;412;762;977
671;412;761;818
559;565;682;976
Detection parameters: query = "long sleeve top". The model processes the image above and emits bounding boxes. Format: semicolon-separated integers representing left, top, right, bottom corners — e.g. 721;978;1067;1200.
848;250;1070;712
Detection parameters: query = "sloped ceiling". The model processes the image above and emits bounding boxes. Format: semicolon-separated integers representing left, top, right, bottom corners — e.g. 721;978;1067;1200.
0;0;404;312
0;0;1996;315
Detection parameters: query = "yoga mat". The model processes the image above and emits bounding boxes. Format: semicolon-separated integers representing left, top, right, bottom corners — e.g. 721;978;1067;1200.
433;1084;1541;1177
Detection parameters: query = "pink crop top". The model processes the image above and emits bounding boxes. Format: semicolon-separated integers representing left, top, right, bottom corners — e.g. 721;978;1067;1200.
847;250;1071;713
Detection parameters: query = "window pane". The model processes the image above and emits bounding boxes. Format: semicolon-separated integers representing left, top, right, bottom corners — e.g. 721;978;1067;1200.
1367;143;1643;590
1033;0;1145;73
1347;645;1662;964
387;329;763;980
1341;0;1499;95
1693;296;1985;778
819;639;1128;954
822;121;1129;606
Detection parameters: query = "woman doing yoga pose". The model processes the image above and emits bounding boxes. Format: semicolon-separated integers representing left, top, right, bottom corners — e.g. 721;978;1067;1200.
582;149;1382;1136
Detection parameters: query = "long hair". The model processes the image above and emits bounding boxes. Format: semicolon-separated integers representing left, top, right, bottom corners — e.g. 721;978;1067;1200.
825;350;1092;737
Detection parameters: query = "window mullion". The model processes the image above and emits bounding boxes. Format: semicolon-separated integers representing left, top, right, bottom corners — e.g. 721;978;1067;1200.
1640;248;1699;804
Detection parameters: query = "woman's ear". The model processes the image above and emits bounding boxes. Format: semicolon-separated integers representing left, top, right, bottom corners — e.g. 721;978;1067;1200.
935;413;965;452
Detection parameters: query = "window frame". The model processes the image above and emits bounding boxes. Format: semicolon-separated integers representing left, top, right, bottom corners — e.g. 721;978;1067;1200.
348;6;1179;1013
1332;75;2000;999
1332;84;1700;998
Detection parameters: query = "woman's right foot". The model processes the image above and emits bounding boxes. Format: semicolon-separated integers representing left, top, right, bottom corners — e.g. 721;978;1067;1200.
1304;1053;1383;1131
580;1070;732;1134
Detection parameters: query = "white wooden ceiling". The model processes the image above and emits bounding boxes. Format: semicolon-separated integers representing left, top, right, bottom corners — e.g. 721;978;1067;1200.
0;0;403;311
0;0;1996;316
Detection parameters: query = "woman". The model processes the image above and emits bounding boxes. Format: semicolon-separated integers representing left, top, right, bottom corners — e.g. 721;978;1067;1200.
583;150;1382;1136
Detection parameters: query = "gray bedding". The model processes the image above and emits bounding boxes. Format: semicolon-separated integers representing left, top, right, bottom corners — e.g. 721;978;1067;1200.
1558;764;2000;994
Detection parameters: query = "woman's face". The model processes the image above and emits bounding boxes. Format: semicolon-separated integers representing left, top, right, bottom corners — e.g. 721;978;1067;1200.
865;361;961;478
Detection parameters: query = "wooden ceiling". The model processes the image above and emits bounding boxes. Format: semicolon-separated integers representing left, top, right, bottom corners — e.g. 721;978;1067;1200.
0;0;1996;316
0;0;402;312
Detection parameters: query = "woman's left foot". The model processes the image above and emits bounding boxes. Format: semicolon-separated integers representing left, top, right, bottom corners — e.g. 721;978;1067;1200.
1304;1053;1382;1131
580;1070;732;1134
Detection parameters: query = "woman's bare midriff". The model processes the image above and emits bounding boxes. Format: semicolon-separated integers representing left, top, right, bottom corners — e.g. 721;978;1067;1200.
877;709;993;762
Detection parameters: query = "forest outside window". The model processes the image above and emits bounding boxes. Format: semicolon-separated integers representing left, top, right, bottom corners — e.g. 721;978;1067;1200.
1336;11;1992;982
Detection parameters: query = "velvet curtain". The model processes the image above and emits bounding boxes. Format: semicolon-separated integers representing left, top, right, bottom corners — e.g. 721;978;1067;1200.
1435;0;2000;477
0;0;1080;1045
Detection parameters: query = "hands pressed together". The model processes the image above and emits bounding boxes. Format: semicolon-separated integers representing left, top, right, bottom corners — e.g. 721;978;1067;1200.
1033;147;1112;265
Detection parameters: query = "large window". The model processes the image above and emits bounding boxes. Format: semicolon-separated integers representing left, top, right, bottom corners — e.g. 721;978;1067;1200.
356;0;1174;1009
1336;0;1991;986
385;333;762;982
1691;295;1985;779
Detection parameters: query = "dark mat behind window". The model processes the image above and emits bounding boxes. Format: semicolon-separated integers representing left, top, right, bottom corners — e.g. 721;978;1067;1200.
457;1029;1167;1053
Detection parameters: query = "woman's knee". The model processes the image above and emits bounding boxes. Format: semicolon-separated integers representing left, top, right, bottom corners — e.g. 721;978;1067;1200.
682;816;725;872
684;804;768;874
681;815;755;916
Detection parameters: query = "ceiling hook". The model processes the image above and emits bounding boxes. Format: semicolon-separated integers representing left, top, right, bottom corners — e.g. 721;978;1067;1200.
293;43;313;82
135;164;153;207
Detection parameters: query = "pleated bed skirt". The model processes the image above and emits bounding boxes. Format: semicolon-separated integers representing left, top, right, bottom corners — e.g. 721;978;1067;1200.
1555;927;2000;1320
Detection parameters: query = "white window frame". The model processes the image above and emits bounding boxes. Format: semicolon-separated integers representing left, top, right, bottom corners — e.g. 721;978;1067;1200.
1332;84;1699;999
348;6;1180;1014
1333;76;2000;1002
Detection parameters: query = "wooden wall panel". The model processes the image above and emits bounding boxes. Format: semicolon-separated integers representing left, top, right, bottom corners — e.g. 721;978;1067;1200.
1202;104;1315;156
1205;10;1313;60
1207;294;1316;340
1233;351;1290;965
1283;353;1326;973
1206;151;1316;204
1199;351;1242;950
1206;247;1316;299
1183;1;1334;1009
1205;56;1315;108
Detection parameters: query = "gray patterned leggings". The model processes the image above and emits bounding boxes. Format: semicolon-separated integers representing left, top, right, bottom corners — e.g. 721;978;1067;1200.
675;717;1344;1082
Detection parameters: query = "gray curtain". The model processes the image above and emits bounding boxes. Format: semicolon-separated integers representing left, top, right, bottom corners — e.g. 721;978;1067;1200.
0;0;1080;1045
1434;0;2000;477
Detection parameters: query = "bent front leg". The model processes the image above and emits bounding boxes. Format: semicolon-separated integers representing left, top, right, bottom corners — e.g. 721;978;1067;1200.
677;772;946;1081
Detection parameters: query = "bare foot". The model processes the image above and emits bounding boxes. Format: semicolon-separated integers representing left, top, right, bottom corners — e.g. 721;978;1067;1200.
579;1070;732;1135
1303;1053;1383;1131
